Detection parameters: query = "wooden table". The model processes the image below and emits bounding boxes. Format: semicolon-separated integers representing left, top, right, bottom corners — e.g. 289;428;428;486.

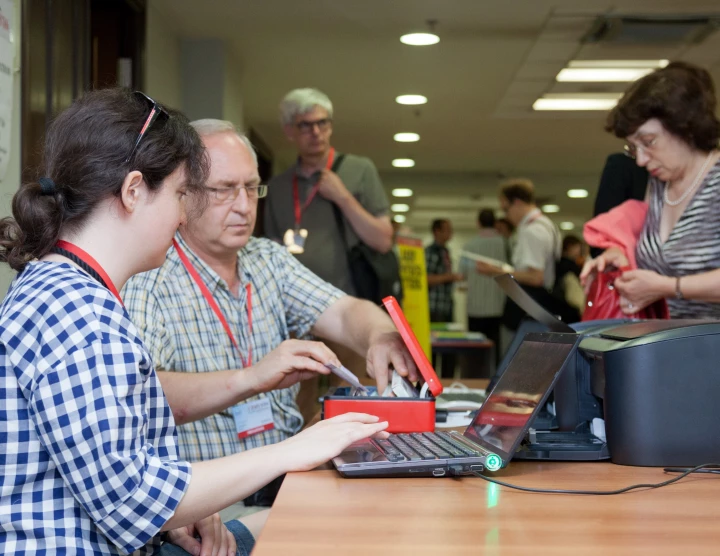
253;461;720;555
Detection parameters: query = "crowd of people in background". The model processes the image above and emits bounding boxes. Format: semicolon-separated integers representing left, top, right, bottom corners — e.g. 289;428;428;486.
422;61;720;375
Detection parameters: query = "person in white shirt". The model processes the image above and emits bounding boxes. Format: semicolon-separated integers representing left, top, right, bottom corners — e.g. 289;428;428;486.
475;178;561;332
460;209;508;365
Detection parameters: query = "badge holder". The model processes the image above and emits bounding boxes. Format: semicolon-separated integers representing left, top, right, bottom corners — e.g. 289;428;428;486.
283;228;308;254
321;296;443;433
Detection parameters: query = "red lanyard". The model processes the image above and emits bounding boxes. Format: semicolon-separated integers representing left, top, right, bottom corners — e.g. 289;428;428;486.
55;240;123;305
292;147;335;228
173;239;253;368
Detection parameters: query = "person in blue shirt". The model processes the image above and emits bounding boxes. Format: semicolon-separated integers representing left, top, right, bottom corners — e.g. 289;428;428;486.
0;88;387;556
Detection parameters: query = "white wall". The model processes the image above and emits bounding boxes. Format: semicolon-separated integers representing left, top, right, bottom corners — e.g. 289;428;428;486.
0;0;22;296
145;3;181;109
146;6;245;129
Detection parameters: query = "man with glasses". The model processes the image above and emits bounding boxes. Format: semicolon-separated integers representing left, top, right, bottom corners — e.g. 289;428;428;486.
475;179;563;342
264;88;394;295
123;119;417;520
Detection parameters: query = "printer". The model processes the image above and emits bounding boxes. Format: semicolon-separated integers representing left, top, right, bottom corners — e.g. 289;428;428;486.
494;275;720;467
576;319;720;467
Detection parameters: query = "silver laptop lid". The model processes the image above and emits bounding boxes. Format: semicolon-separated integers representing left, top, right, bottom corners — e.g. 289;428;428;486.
463;332;580;463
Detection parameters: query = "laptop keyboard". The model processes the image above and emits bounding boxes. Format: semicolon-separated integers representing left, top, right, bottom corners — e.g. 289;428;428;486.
375;432;481;462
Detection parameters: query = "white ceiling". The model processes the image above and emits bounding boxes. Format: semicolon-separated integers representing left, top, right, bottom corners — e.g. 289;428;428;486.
152;0;720;232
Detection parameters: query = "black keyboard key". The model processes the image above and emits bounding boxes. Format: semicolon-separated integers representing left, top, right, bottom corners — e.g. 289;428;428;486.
375;439;406;462
397;434;437;460
437;432;480;456
411;433;452;458
421;433;466;458
387;435;423;461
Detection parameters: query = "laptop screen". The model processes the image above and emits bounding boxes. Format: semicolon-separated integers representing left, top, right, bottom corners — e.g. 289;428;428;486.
494;274;574;333
463;333;578;460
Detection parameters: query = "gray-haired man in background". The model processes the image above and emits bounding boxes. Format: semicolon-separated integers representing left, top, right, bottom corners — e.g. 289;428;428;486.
264;88;393;295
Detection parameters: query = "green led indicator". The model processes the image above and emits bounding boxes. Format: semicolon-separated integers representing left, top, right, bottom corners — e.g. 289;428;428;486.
485;454;502;471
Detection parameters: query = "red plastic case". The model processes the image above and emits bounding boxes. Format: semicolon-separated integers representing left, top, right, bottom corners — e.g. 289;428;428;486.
321;296;443;433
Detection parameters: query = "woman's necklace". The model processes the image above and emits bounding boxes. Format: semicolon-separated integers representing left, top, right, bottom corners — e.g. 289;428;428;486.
664;150;716;207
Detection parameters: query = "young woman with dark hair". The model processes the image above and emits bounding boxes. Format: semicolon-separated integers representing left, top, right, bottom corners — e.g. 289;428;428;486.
0;88;387;555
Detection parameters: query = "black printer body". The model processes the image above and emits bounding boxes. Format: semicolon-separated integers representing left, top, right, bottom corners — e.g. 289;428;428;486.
565;319;720;467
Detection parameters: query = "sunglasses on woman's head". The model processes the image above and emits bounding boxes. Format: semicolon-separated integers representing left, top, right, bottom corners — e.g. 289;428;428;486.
124;91;170;164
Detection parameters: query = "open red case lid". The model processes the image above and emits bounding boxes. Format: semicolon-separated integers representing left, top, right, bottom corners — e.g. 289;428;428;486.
382;296;443;398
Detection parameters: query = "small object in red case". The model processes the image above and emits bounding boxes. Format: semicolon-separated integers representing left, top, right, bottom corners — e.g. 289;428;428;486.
325;362;368;395
321;296;443;433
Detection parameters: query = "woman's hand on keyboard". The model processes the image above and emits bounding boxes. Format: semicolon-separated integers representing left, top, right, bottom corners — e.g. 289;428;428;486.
279;413;389;472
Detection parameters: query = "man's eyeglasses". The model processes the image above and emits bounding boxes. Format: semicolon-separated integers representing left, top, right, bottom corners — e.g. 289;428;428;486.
207;184;268;203
125;91;170;164
295;118;332;135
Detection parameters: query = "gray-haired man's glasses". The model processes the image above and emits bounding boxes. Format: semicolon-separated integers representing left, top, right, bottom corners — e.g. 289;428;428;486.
295;118;332;134
206;185;268;203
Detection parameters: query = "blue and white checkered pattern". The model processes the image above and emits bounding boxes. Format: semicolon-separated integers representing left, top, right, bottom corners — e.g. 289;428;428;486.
123;234;345;462
0;262;192;555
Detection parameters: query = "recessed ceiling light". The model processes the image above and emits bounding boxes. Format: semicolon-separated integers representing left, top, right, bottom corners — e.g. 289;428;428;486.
393;214;407;223
567;189;589;199
400;33;439;46
391;204;410;212
542;204;560;213
392;188;414;197
533;94;622;111
392;158;415;168
396;94;427;105
560;222;575;231
394;132;420;142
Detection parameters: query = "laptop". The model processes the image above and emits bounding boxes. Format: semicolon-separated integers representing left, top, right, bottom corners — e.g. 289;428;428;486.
491;273;611;461
332;331;581;478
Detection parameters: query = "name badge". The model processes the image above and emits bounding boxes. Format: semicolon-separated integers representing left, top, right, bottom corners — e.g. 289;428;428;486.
232;398;275;439
283;228;308;254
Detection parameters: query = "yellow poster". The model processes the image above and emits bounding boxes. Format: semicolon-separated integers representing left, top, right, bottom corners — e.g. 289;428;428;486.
396;235;431;358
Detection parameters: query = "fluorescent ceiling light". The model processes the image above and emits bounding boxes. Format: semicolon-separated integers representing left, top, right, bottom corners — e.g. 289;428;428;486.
391;204;410;212
394;132;420;142
557;68;655;82
393;214;407;223
568;59;669;69
560;222;575;231
396;94;427;105
392;188;414;197
542;204;560;213
400;33;439;46
558;60;669;83
567;189;589;199
392;158;415;168
533;94;622;111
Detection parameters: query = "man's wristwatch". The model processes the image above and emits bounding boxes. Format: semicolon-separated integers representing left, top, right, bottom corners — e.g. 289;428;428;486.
675;276;684;300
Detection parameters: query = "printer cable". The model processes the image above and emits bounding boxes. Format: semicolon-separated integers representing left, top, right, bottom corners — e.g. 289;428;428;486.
467;463;720;495
664;465;720;475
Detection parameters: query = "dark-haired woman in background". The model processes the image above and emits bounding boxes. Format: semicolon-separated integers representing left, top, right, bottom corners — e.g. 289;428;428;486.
0;89;387;555
581;62;720;318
